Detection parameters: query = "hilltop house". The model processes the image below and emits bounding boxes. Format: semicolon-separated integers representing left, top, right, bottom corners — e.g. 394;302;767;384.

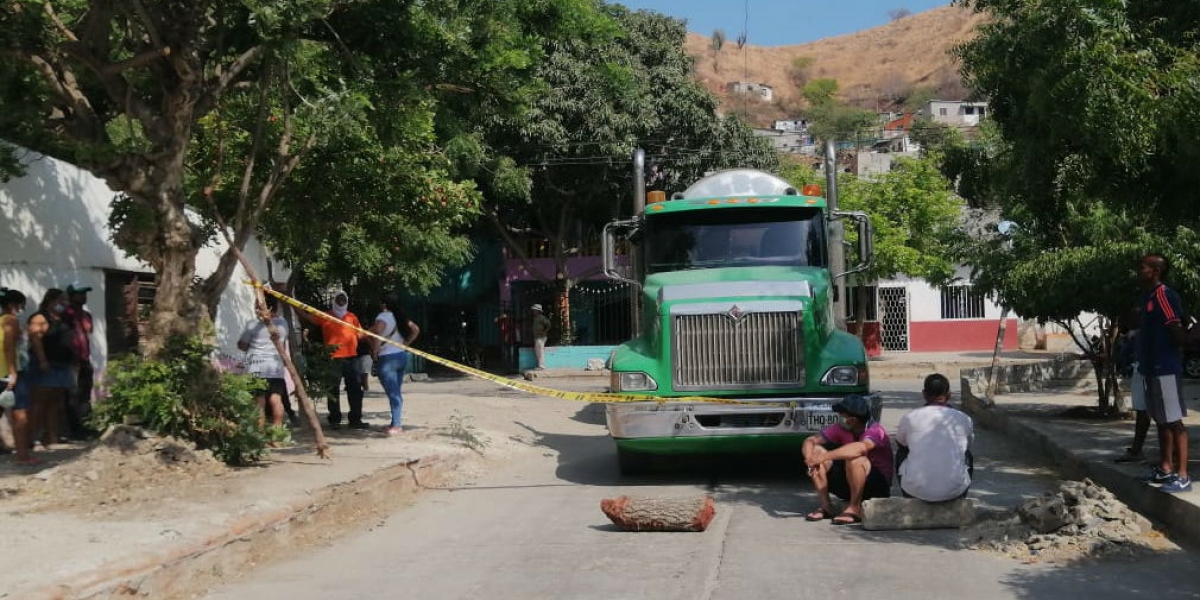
924;100;989;127
725;81;774;102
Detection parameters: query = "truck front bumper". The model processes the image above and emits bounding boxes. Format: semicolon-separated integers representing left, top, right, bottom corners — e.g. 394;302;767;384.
605;394;882;440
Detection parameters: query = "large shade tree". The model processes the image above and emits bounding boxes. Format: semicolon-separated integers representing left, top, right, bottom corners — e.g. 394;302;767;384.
955;0;1200;412
0;0;592;355
473;5;777;340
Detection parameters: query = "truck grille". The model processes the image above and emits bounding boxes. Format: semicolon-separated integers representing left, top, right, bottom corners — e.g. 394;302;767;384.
672;311;803;390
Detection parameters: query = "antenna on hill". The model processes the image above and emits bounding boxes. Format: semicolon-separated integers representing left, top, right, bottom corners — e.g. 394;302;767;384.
740;0;749;116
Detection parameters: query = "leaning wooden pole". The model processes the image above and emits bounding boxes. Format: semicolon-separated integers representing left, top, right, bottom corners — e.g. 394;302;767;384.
204;195;330;458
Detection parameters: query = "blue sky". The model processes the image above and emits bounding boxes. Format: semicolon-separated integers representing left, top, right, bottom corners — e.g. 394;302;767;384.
616;0;954;46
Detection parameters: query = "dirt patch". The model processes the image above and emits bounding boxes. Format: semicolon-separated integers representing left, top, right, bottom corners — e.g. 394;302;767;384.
11;425;236;517
962;479;1176;563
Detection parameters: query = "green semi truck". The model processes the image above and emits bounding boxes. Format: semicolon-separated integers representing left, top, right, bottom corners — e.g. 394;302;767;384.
601;163;878;474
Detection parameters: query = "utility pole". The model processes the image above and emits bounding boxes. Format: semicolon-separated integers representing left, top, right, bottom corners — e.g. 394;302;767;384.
825;138;847;330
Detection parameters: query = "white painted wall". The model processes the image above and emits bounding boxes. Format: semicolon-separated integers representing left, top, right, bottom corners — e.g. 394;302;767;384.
881;268;1007;323
0;147;288;370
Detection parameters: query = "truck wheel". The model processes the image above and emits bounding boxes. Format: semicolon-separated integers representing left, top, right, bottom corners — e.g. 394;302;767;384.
617;448;651;476
1185;355;1200;380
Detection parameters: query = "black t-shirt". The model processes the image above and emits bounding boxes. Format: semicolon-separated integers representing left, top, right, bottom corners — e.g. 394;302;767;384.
36;311;75;364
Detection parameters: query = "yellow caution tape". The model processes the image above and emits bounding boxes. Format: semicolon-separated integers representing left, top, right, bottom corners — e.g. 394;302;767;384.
245;282;772;406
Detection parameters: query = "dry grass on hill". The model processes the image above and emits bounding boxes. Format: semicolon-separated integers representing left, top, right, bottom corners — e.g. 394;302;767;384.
682;5;987;124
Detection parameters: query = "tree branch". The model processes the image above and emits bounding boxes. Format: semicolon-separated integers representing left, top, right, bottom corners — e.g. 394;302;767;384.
194;45;267;118
9;51;103;142
42;1;79;42
100;46;172;76
234;62;274;231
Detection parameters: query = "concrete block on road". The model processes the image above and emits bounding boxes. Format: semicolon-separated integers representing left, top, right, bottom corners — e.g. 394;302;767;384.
862;497;975;531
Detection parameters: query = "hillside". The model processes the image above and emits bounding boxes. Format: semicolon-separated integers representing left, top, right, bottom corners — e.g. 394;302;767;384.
683;4;986;123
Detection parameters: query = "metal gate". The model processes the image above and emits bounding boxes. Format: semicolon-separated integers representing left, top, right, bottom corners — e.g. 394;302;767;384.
878;286;910;352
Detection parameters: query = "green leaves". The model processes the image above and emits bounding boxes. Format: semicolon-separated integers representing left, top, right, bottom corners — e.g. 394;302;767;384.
93;336;269;466
782;157;965;285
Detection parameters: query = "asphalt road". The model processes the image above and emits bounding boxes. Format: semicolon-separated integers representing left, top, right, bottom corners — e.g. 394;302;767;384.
203;377;1200;600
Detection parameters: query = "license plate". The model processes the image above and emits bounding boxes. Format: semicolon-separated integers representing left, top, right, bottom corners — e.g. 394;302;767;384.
804;411;840;431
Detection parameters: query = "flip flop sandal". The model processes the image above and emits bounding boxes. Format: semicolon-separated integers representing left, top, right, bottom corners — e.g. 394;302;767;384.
805;507;834;522
831;512;862;526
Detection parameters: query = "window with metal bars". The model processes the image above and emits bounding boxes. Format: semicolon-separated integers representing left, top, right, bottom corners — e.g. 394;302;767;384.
940;285;986;319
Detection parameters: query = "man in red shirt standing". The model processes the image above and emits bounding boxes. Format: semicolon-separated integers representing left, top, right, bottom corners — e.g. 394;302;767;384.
302;291;366;430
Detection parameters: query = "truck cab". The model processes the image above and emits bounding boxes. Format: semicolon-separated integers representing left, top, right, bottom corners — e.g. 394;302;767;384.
601;169;878;474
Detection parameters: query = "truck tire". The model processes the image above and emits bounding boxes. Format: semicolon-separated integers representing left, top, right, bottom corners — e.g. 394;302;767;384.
1185;354;1200;380
617;447;651;476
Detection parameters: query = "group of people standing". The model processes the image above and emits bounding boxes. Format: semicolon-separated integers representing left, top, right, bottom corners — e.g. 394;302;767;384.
0;284;96;466
237;290;419;437
802;374;974;525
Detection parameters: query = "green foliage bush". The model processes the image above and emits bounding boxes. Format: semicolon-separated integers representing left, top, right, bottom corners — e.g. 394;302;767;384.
92;336;269;465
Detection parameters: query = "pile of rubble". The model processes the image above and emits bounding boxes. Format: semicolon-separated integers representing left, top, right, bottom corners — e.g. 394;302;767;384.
962;479;1174;562
18;425;230;516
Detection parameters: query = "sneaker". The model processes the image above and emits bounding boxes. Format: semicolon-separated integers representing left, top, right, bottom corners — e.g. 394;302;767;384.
1114;448;1145;463
386;426;404;436
349;422;372;431
1139;466;1175;484
1160;476;1193;493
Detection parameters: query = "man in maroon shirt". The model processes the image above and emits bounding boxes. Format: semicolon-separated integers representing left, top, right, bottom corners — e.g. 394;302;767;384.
64;282;96;439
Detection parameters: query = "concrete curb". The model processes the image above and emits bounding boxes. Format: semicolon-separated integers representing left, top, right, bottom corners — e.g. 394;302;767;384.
15;453;465;600
960;378;1200;552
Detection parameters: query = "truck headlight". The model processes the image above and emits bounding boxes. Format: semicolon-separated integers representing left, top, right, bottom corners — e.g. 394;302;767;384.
821;366;861;386
616;372;658;392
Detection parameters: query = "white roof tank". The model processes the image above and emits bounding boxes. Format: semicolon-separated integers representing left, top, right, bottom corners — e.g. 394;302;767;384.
681;169;796;199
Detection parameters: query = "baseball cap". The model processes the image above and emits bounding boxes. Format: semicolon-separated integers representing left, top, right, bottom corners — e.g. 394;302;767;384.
831;394;872;421
531;304;543;312
67;282;92;294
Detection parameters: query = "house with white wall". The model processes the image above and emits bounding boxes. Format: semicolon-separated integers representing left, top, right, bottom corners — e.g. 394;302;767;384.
924;100;989;127
773;119;808;133
725;81;774;102
752;128;811;154
850;267;1017;355
0;147;287;372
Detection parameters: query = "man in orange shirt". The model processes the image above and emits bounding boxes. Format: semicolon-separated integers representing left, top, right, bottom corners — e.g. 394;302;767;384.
303;290;366;430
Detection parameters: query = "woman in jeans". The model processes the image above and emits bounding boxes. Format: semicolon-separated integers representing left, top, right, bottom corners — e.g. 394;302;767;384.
369;294;420;436
27;288;74;449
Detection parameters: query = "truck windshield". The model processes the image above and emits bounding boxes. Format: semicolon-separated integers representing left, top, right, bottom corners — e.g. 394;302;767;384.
644;206;827;273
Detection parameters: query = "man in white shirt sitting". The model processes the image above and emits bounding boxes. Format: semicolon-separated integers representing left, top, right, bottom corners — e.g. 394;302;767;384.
895;373;974;502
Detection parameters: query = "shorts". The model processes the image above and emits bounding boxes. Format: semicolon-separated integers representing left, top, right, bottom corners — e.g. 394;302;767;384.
1144;373;1187;425
0;373;32;409
257;377;288;400
827;458;892;501
30;363;72;389
1128;371;1146;412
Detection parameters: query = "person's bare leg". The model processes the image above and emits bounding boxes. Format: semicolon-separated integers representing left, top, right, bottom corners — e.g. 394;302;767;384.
844;456;871;516
267;392;285;427
1170;424;1188;480
1159;424;1175;473
11;408;31;462
255;395;267;429
1157;424;1172;473
1131;410;1150;455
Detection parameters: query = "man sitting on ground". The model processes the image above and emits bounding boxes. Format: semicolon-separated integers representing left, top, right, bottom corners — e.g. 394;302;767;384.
803;394;894;525
895;373;974;502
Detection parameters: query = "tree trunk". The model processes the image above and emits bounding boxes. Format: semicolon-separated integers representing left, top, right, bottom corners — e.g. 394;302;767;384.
556;274;573;346
986;308;1010;402
141;181;204;358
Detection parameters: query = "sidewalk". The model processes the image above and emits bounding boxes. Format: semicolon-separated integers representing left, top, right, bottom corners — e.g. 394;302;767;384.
962;383;1200;550
0;387;485;600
